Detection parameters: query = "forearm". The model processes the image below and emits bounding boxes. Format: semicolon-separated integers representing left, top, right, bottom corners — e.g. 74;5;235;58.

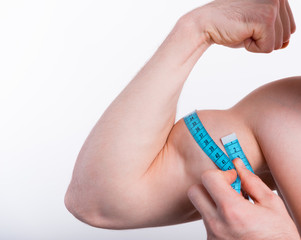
65;12;211;223
82;13;211;176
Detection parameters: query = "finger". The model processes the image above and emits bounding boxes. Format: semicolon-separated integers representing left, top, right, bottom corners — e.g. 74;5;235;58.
187;184;217;219
233;158;275;207
244;22;275;53
201;169;241;207
286;1;296;34
244;2;279;53
274;12;283;50
281;40;289;49
279;0;291;44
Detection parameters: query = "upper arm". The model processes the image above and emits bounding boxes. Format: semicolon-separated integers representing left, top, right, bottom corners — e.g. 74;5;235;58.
126;108;266;229
72;100;270;229
135;77;301;230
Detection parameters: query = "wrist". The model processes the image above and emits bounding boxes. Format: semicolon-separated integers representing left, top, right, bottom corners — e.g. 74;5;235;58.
177;11;212;54
181;6;213;45
176;11;211;44
155;11;211;70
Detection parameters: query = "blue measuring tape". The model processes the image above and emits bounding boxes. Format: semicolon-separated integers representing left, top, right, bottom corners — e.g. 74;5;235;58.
183;110;254;194
221;133;254;174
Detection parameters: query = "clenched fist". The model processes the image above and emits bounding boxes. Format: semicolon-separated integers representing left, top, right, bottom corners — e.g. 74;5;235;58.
188;0;296;53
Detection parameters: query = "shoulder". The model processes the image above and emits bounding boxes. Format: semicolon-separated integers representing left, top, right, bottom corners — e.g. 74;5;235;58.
232;76;301;151
232;76;301;230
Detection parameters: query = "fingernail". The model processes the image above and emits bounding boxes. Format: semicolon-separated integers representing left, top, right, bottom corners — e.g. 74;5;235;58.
281;41;289;49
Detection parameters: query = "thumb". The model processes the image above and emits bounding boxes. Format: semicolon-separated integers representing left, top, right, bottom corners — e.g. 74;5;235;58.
233;158;275;206
243;24;276;53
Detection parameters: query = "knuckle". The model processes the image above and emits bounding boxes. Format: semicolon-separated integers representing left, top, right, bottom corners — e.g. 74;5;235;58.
219;204;241;223
241;173;260;189
206;216;216;228
218;202;228;217
264;46;274;53
256;40;274;53
206;217;223;236
266;191;281;205
252;173;262;181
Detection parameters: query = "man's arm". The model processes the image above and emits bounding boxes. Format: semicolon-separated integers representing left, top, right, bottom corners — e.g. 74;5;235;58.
64;0;294;229
64;12;211;226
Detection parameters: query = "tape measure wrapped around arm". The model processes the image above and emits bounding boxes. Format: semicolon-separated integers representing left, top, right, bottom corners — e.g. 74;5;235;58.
183;110;254;196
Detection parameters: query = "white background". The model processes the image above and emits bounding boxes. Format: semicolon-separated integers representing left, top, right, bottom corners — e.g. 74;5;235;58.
0;0;300;239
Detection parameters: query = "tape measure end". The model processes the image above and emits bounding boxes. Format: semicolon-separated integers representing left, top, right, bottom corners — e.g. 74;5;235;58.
221;132;237;145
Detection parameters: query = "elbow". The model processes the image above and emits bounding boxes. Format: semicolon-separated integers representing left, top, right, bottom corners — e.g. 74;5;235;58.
64;185;116;230
64;186;101;228
64;184;128;230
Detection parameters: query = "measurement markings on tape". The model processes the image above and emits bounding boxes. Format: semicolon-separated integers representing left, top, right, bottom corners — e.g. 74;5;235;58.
184;110;241;193
221;133;254;174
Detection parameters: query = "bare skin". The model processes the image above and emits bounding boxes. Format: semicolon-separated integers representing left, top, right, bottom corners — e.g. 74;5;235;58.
64;0;300;236
188;158;300;240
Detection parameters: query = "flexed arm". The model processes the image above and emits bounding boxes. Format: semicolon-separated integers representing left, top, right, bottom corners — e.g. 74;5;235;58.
65;0;295;229
64;12;212;226
72;14;212;186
